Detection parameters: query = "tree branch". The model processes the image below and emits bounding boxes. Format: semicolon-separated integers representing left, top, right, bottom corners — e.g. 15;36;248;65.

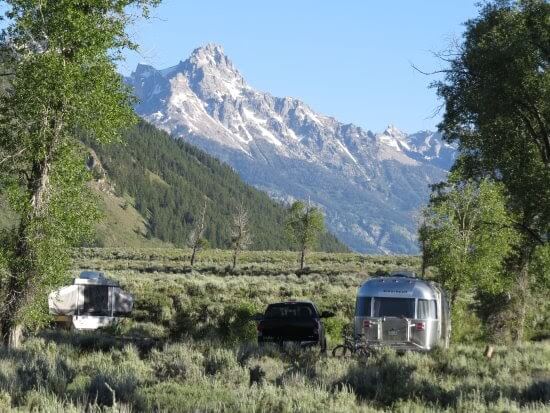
410;62;455;76
515;107;550;165
0;147;25;166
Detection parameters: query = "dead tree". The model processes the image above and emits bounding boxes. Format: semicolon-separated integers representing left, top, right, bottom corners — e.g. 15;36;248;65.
188;198;208;267
231;203;252;270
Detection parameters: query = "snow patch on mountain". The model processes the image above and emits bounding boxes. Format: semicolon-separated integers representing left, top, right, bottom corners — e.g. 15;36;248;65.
127;44;455;253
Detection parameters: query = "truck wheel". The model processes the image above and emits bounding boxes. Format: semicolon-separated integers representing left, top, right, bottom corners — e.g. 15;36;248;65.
320;338;328;355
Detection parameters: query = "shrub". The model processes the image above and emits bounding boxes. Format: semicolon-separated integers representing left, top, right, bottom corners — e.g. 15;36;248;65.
0;359;17;398
339;348;420;404
451;295;485;343
78;345;150;408
16;350;74;396
245;356;286;385
120;321;168;340
218;302;260;344
65;374;91;403
322;315;349;342
0;391;11;413
87;373;140;407
133;291;174;324
23;390;79;413
149;344;204;382
203;348;239;376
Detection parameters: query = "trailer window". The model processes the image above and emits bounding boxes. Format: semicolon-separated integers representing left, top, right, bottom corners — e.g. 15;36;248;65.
355;297;371;316
113;290;132;317
81;285;110;316
372;298;415;318
417;299;437;319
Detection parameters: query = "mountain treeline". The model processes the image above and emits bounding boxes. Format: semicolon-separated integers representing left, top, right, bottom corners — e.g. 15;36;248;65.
86;122;348;252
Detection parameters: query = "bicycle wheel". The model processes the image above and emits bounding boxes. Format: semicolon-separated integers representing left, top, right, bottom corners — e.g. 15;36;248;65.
355;346;372;359
332;344;351;357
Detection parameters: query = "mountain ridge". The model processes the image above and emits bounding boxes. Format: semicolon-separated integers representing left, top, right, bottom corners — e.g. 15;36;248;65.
85;121;348;252
127;44;456;253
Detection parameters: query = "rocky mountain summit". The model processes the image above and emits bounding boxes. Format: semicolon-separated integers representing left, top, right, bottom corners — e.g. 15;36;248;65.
126;44;455;253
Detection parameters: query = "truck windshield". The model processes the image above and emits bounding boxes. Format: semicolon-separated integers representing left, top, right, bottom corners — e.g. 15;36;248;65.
265;304;316;319
372;297;415;318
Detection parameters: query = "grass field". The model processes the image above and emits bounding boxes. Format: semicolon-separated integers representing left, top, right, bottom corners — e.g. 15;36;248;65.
0;248;547;412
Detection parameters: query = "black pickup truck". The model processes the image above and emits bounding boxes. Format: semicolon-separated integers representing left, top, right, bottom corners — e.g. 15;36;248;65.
255;301;334;352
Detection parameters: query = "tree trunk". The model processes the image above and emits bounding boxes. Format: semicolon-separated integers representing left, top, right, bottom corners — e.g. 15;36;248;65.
1;267;26;348
513;254;530;342
420;238;427;278
300;248;306;270
7;325;23;349
190;246;197;267
484;345;494;359
232;249;238;270
1;270;28;348
1;220;31;348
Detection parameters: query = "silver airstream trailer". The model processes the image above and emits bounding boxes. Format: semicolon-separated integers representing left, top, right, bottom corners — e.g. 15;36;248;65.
354;272;450;351
48;271;133;330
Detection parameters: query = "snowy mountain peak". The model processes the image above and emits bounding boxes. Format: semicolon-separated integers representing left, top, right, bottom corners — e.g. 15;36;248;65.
178;44;249;103
383;124;407;138
375;126;456;168
126;45;456;254
189;43;231;68
377;124;410;151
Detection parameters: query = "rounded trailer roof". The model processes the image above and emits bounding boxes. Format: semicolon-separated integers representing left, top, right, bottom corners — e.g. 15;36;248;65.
357;276;438;300
74;270;119;286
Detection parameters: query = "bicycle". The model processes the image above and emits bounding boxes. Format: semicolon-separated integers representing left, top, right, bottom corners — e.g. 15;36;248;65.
331;334;374;358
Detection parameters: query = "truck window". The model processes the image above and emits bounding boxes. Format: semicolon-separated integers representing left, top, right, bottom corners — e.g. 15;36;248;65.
417;299;437;319
265;303;316;319
355;297;371;316
372;297;415;318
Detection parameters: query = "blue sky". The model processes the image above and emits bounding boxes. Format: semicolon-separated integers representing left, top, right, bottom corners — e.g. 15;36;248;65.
122;1;480;133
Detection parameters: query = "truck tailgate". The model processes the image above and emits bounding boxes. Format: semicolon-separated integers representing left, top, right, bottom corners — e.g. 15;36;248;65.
261;319;317;340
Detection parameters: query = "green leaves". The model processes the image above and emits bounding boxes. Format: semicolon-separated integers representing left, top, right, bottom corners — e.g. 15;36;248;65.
431;0;549;340
421;179;520;298
284;201;325;252
436;0;550;245
0;0;159;337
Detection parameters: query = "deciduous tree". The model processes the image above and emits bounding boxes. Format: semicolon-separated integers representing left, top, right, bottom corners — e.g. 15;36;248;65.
285;200;325;271
420;178;519;304
0;0;158;347
230;202;251;270
420;178;520;340
188;197;208;267
434;0;549;340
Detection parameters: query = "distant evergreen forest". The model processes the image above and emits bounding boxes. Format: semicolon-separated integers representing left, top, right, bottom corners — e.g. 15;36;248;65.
86;122;348;252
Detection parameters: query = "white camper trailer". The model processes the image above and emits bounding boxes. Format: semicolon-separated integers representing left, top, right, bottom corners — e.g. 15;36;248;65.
354;272;451;351
48;271;133;330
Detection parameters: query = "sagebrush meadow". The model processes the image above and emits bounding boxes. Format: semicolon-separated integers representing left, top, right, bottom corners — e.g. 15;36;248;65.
0;248;548;411
0;0;548;412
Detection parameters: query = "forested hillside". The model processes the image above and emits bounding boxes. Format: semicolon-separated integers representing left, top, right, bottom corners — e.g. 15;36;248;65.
86;122;348;252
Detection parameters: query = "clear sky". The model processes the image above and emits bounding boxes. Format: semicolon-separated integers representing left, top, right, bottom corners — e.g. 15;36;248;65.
121;1;481;133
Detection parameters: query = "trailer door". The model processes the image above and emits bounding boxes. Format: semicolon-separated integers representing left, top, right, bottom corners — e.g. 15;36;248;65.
79;285;110;316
